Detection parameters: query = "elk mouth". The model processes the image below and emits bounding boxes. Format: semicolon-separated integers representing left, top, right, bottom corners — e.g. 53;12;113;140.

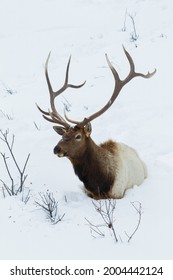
57;152;67;158
54;146;67;157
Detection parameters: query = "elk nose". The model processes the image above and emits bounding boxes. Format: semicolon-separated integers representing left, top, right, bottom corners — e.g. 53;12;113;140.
54;145;61;155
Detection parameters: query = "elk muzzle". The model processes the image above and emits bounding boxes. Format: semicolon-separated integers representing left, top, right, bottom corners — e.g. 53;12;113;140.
54;145;67;157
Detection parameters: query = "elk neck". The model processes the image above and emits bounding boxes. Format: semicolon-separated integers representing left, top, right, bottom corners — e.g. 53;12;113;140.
68;137;117;198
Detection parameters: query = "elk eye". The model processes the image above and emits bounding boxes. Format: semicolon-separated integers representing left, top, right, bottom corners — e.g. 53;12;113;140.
75;134;81;140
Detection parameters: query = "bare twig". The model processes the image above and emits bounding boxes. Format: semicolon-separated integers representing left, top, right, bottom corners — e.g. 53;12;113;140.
5;87;16;95
86;199;118;242
54;213;66;224
22;189;31;204
93;199;118;242
0;110;13;120
34;122;41;131
62;96;71;112
125;201;142;242
85;217;105;238
17;153;30;194
35;191;65;224
0;152;15;195
2;185;6;198
122;8;128;32
86;200;143;243
129;13;139;42
0;129;30;196
0;179;12;196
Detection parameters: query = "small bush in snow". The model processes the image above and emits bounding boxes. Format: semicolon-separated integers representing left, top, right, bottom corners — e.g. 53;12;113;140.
86;199;142;243
121;10;139;45
35;191;65;224
86;199;118;241
129;13;139;42
0;129;30;196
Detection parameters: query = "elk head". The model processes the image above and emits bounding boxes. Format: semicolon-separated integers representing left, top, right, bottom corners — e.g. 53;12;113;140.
37;47;156;160
53;123;92;158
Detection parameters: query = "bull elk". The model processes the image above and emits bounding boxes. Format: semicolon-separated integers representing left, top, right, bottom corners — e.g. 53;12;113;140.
37;47;156;199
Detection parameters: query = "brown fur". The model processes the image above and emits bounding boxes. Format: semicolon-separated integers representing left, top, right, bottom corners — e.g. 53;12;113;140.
70;138;116;197
100;140;118;154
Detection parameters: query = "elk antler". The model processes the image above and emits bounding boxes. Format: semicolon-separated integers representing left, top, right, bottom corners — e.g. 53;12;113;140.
37;52;86;128
65;46;156;128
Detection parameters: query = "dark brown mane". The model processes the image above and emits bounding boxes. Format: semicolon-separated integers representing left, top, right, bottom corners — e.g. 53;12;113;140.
69;138;116;198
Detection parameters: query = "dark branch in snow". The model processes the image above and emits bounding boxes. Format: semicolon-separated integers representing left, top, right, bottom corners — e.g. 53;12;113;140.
86;199;143;243
125;201;142;242
0;129;30;196
35;191;65;224
86;199;118;242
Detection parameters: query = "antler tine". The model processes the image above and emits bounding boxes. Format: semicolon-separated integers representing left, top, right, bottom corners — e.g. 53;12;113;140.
37;53;86;128
64;53;121;127
65;47;156;128
36;103;50;116
36;103;70;127
46;55;86;99
122;46;156;83
64;109;85;126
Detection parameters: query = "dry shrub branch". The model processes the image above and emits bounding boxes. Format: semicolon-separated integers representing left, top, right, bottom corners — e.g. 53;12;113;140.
0;129;30;196
86;199;142;243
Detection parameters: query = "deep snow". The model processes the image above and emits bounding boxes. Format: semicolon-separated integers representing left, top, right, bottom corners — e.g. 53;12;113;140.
0;0;173;260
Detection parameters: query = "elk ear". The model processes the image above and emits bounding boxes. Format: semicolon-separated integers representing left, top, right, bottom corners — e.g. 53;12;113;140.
84;122;92;137
53;126;66;135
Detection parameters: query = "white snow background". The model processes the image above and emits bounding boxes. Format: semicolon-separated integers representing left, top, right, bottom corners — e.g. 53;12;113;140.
0;0;173;260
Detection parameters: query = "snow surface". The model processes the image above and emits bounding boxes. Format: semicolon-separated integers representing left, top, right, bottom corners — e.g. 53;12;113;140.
0;0;173;260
